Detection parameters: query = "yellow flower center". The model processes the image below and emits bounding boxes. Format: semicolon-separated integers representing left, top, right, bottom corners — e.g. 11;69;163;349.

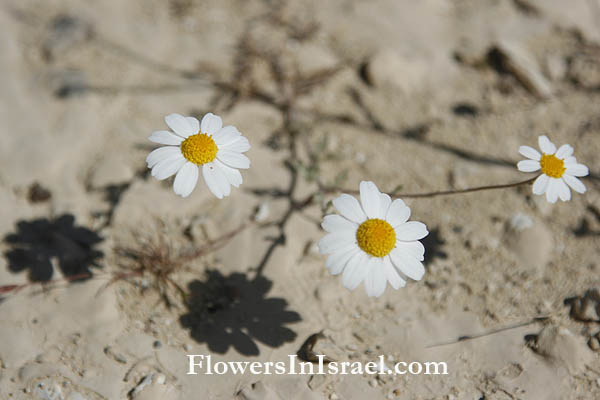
180;133;218;165
356;218;396;258
540;154;565;178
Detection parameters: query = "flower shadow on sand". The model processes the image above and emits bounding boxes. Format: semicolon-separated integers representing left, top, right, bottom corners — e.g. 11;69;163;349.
421;227;447;267
180;270;301;356
4;214;103;282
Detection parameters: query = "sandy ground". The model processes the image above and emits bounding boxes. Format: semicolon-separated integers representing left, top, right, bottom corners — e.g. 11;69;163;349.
1;0;600;399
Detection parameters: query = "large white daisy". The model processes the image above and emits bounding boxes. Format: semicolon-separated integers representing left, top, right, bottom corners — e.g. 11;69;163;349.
318;181;429;297
146;113;250;198
517;135;589;203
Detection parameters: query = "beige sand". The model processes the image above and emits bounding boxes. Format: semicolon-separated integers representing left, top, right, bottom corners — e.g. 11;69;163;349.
1;0;599;399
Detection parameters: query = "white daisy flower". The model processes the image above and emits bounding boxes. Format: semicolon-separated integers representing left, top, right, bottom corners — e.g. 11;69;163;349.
517;135;589;203
318;181;429;297
146;113;250;198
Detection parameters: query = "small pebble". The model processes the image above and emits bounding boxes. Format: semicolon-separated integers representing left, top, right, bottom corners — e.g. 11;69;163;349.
255;202;270;222
588;334;600;351
131;374;154;397
153;340;162;349
27;182;52;203
355;152;366;164
510;213;533;231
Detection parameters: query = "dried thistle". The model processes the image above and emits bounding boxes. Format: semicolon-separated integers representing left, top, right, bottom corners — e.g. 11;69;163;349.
113;222;189;308
111;218;253;308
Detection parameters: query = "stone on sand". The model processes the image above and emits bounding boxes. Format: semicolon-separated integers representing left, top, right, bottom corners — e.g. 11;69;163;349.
504;214;552;268
534;325;593;374
297;331;346;363
293;43;339;77
363;50;430;93
492;40;553;99
566;288;600;322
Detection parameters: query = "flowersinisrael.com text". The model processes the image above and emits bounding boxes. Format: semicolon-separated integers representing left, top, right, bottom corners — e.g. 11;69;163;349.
187;355;448;376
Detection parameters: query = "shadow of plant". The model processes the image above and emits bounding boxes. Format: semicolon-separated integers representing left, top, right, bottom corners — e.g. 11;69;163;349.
4;214;103;282
572;205;600;237
180;270;301;356
422;227;448;267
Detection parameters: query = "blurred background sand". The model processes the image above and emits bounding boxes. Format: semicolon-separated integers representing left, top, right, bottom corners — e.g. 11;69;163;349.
0;0;599;398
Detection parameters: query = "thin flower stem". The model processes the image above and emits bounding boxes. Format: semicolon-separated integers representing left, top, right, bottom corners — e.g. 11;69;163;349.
323;176;539;199
2;220;257;301
0;271;94;296
425;316;548;348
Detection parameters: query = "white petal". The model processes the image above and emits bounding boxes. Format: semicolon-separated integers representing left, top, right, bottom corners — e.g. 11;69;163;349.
532;173;549;195
146;146;181;168
556;178;571;201
318;231;356;254
220;136;250;153
151;155;186;180
321;215;358;234
383;256;406;290
364;258;387;297
165;113;196;138
395;221;428;241
379;193;392;220
517;160;541;172
200;113;223;135
386;199;410;227
341;251;368;290
212;126;241;146
360;181;381;219
545;178;559;203
332;194;367;224
149;130;184;145
563;174;586;194
216;151;250;169
555;144;573;159
538;135;556;154
214;159;243;188
519;145;541;161
186;117;200;134
395;241;425;261
173;162;199;198
326;247;360;275
565;163;589;177
564;156;577;165
390;249;425;281
202;163;231;199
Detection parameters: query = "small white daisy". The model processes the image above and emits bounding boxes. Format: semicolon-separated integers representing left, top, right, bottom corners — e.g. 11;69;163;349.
318;181;429;297
146;113;250;198
517;135;589;203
